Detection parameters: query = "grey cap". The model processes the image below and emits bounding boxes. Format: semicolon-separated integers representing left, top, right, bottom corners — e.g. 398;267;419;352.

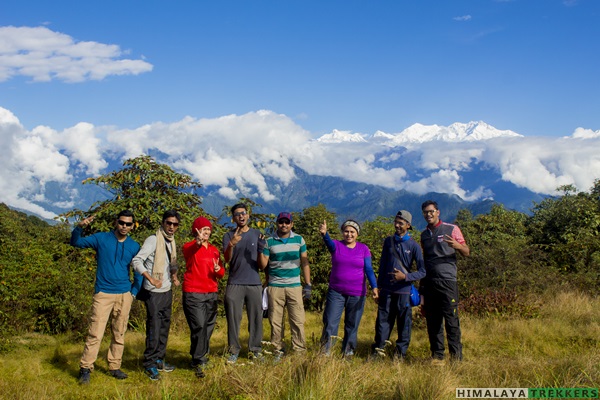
396;210;412;225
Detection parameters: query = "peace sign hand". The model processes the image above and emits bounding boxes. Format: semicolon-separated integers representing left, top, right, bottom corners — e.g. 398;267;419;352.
213;258;221;273
230;227;243;246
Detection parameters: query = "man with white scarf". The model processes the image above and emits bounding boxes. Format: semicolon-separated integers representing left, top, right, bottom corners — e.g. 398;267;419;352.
132;210;181;381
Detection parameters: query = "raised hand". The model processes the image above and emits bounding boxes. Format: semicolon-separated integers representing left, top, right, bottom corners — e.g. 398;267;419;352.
230;227;243;246
213;258;221;273
78;215;95;227
319;220;327;235
257;234;266;254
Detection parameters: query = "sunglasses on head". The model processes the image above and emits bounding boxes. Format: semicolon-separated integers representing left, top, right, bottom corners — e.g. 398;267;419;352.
117;220;134;227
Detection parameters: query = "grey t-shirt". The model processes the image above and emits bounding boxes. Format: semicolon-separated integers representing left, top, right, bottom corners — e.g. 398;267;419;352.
223;228;262;285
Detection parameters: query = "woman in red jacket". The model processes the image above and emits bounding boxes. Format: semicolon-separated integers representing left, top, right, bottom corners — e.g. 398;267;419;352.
182;216;225;378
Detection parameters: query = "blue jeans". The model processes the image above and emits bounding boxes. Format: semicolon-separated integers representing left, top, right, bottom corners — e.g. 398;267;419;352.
320;288;366;354
373;291;412;357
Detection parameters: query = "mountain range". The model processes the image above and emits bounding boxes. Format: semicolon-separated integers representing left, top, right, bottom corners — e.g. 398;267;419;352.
36;121;546;229
5;109;593;228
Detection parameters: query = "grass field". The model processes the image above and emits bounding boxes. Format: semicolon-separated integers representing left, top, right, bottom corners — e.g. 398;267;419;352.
0;291;598;400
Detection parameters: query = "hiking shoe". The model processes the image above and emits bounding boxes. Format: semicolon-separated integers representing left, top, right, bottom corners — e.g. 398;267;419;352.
372;347;386;359
431;358;446;366
226;353;239;364
194;365;205;378
145;367;161;381
273;350;284;364
108;369;128;380
157;359;175;372
249;351;265;363
343;350;354;359
78;368;91;385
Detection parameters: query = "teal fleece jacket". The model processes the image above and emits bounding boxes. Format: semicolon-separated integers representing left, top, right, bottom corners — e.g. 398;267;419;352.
71;227;143;295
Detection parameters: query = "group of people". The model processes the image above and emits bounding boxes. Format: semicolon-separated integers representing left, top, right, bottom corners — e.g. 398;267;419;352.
70;200;469;384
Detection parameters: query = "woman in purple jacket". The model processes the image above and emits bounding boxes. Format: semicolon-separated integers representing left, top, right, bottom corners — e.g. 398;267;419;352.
319;219;379;357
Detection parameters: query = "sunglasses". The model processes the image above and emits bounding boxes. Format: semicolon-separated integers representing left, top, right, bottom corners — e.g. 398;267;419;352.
165;221;179;227
233;211;247;217
117;220;134;227
277;220;291;225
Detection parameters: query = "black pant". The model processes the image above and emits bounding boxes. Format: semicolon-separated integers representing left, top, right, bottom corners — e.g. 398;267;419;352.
423;279;462;360
183;292;218;366
143;290;173;368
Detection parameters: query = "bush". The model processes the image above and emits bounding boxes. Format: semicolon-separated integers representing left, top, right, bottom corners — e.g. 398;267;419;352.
0;204;96;335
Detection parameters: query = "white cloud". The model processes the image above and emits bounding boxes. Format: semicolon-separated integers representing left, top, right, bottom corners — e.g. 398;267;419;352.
481;136;600;193
453;15;472;21
2;105;600;219
30;123;107;174
0;107;72;218
0;26;153;82
403;169;491;202
569;127;600;139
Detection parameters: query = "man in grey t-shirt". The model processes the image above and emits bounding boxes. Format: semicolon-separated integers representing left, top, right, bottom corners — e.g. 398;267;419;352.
222;203;265;363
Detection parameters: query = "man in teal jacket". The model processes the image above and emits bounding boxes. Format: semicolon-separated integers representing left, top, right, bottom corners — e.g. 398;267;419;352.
70;210;143;384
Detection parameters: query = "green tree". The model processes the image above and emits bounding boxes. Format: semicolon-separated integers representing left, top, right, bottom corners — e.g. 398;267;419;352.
457;204;550;317
459;204;545;292
528;184;600;275
58;155;212;244
293;204;338;310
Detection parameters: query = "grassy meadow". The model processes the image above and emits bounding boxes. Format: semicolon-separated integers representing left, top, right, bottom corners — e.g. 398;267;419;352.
0;291;598;400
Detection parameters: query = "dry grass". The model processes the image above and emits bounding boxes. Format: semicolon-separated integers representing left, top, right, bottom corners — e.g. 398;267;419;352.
0;291;598;399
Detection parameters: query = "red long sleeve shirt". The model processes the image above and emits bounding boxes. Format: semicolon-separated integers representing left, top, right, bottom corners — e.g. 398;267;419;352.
182;240;225;293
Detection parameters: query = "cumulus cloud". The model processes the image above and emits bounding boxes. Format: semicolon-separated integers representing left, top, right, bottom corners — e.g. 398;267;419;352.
1;105;600;218
569;127;600;139
0;26;153;82
403;169;491;201
0;108;72;218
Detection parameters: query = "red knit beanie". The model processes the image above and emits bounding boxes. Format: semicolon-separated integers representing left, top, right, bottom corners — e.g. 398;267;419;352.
192;216;212;235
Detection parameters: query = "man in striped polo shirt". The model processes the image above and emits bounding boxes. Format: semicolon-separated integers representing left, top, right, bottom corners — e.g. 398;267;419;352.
258;212;312;359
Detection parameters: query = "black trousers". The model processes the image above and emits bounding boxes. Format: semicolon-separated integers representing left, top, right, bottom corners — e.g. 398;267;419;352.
423;279;462;360
143;290;173;368
183;292;218;366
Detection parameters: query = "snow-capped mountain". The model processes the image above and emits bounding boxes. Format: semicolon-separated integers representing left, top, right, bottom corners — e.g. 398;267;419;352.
315;129;368;143
333;121;522;146
1;105;599;223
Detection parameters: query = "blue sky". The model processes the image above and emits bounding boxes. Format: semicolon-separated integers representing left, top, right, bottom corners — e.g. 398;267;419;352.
1;0;600;219
1;0;599;137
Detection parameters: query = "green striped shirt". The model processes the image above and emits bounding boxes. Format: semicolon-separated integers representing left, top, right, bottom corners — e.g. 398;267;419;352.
263;231;306;287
